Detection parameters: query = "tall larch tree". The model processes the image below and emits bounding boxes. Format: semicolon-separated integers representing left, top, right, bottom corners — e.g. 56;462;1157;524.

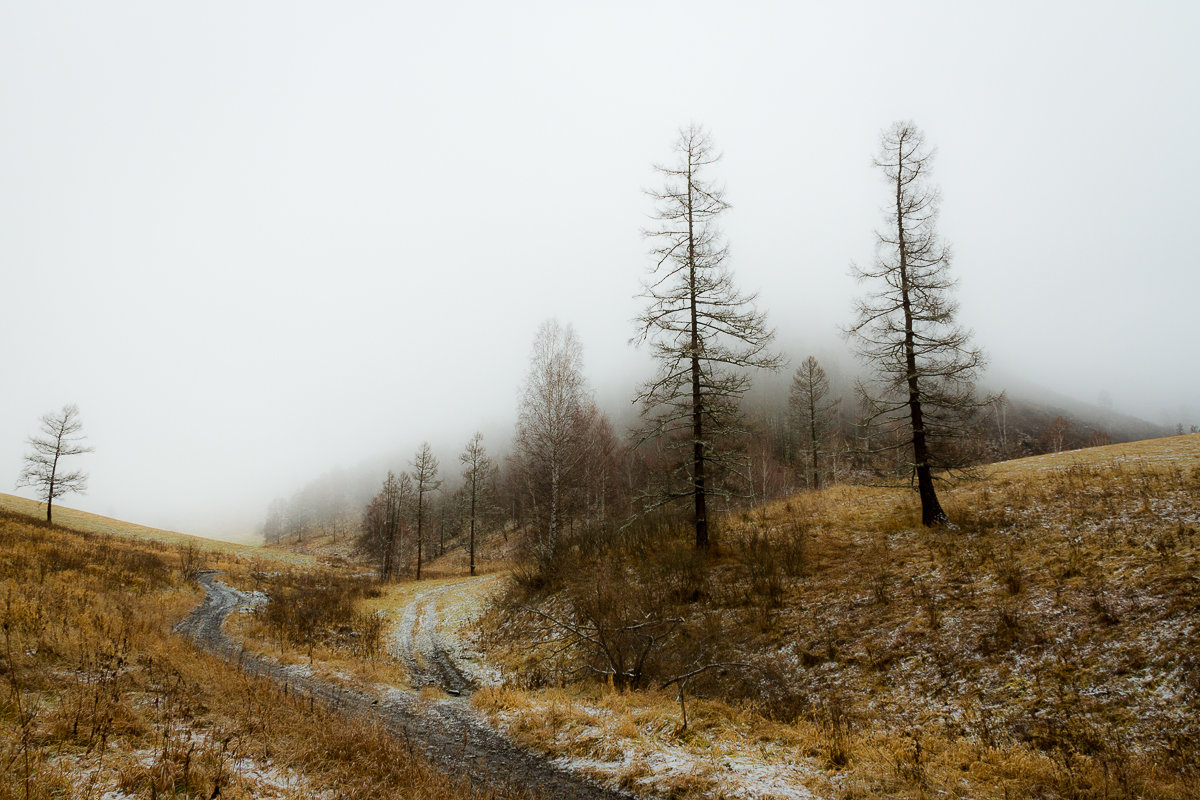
848;121;989;526
411;442;441;579
459;431;493;577
789;356;839;490
635;125;779;548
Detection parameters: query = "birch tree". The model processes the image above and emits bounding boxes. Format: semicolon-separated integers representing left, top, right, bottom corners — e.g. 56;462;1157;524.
848;121;989;526
634;125;779;548
16;404;93;523
514;319;590;568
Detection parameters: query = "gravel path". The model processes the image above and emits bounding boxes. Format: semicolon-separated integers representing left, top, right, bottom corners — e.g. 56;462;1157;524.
175;571;628;800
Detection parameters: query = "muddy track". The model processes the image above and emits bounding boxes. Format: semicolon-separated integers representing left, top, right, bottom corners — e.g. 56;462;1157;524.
396;578;496;695
175;572;627;800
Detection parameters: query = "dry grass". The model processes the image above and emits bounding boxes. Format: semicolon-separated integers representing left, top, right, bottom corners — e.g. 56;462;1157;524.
478;434;1200;799
0;510;490;800
264;525;516;580
223;565;504;691
0;491;308;565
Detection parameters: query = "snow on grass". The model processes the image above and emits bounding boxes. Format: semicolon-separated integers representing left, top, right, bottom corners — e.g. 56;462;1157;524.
436;575;505;686
50;737;336;800
476;689;825;800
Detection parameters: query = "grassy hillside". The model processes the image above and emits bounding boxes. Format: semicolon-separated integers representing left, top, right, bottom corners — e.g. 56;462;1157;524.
478;434;1200;799
0;492;307;564
0;511;490;800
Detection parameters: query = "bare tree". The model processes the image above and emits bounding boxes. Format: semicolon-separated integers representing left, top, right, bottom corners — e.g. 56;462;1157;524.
575;409;627;536
459;432;494;576
789;356;839;490
359;471;407;580
991;394;1008;456
411;442;441;580
16;404;94;523
1045;415;1071;453
262;497;288;544
513;319;592;568
848;121;989;526
634;125;780;548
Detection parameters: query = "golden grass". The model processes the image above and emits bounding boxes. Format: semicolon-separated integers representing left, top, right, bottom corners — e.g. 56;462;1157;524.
478;434;1200;800
0;512;489;800
0;492;309;565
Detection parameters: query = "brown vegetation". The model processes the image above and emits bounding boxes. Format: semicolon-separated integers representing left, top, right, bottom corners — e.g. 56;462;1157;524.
0;511;492;800
247;569;386;663
479;434;1200;799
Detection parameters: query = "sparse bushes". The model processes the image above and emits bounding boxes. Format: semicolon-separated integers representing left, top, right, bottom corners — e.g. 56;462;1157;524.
252;570;383;658
493;522;773;695
178;542;209;578
732;527;785;611
997;547;1023;595
813;691;853;768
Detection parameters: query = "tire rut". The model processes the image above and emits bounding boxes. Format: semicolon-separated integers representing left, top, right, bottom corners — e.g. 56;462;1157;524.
396;578;494;696
175;571;627;800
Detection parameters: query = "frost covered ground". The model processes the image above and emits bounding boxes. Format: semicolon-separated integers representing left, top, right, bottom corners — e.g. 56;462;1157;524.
473;434;1200;800
49;734;338;800
475;687;824;799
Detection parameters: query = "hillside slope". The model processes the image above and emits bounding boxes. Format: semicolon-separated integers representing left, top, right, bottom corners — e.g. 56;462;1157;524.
0;492;306;563
478;434;1200;799
0;511;491;800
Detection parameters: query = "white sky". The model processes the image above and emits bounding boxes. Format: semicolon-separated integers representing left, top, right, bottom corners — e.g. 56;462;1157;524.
2;1;1197;539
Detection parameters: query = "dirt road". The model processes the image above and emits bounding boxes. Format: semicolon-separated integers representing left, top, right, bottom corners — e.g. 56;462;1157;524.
395;577;497;695
176;572;627;800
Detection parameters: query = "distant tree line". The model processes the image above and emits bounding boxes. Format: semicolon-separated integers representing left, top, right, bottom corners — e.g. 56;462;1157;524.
257;121;1179;581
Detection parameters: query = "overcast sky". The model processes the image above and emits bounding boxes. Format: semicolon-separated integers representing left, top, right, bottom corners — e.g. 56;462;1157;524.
2;1;1196;540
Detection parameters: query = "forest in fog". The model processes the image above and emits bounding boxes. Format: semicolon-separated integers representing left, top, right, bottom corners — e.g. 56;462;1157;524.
260;122;1175;569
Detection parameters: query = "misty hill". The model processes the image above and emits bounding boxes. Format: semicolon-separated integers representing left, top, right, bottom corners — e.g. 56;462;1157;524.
985;375;1171;453
259;379;1173;551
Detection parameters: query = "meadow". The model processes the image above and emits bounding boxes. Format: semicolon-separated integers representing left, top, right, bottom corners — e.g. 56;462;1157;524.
474;435;1200;799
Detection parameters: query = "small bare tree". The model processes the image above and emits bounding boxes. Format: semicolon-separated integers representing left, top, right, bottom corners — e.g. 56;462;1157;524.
635;125;780;548
848;121;990;526
16;404;94;524
411;442;441;580
992;393;1010;457
789;356;839;490
459;432;494;577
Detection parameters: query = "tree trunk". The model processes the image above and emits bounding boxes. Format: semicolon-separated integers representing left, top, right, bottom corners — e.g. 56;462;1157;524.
383;528;394;581
469;474;477;577
896;148;946;528
416;493;424;580
910;401;946;526
47;455;58;523
549;460;560;562
687;156;709;550
808;389;820;490
692;353;708;549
